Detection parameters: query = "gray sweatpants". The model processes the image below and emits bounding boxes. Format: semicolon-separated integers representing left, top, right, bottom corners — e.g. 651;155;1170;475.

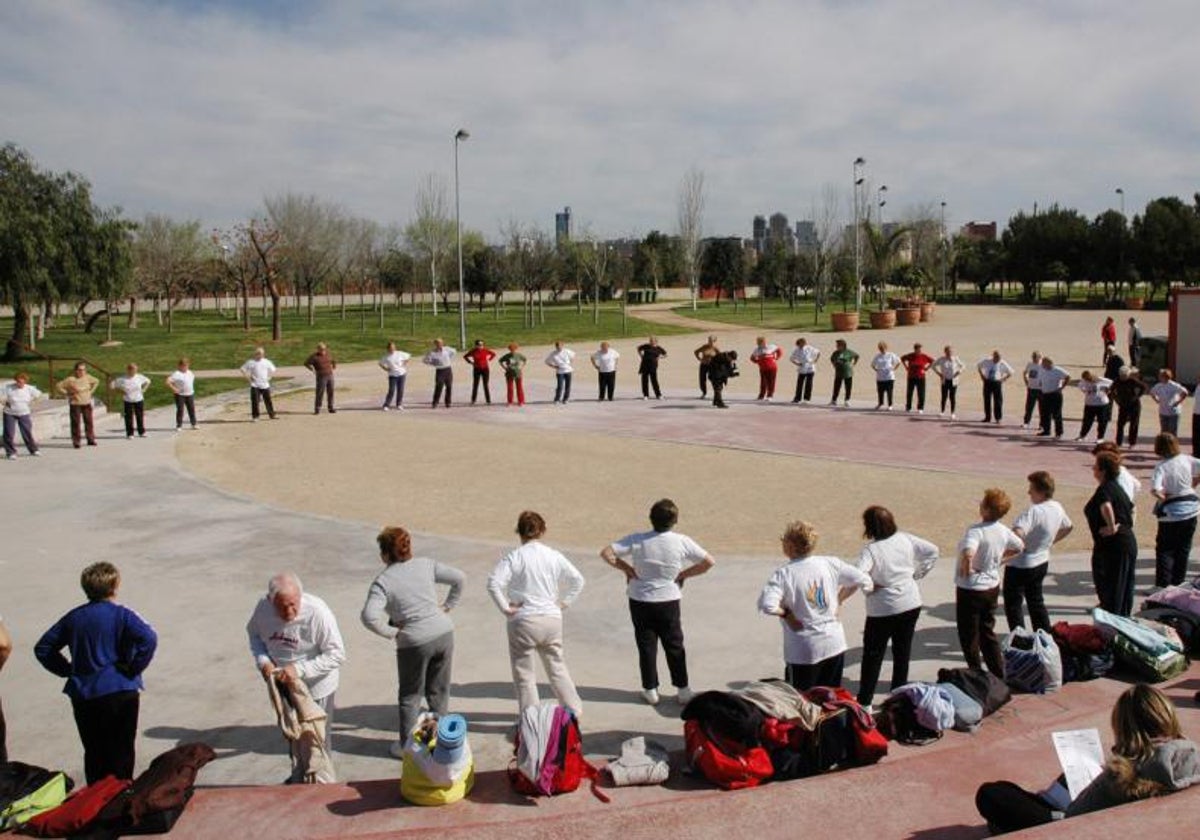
397;631;454;744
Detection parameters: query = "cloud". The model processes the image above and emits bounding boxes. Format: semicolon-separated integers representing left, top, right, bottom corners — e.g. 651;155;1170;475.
2;0;1197;239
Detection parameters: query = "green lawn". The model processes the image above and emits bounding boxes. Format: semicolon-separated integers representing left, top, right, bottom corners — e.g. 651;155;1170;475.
1;301;690;383
673;299;837;330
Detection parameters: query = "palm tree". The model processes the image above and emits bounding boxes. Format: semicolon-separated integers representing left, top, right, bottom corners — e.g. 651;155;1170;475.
861;221;910;309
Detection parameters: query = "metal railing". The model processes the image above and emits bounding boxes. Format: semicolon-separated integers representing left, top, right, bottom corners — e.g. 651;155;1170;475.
7;343;119;413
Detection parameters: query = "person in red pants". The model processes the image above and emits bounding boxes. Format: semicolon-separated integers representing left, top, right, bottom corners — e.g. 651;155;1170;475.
750;336;782;401
499;343;527;406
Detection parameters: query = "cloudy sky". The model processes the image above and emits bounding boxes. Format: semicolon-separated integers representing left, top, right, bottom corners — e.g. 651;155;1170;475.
3;0;1197;240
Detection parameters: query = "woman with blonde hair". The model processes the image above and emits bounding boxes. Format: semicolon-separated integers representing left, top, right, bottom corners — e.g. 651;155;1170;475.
975;683;1200;833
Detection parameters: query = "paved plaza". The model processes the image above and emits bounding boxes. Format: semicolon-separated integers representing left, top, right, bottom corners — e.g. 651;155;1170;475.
3;304;1197;837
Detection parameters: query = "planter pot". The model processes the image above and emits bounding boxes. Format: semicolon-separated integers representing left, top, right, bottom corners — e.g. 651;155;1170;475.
919;302;935;322
869;309;897;329
1125;297;1145;310
830;311;860;332
896;307;921;326
888;297;908;310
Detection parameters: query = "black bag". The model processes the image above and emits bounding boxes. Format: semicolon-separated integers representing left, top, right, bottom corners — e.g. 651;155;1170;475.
88;743;214;837
1138;606;1200;654
874;694;942;746
680;691;763;749
936;668;1011;716
1060;649;1115;682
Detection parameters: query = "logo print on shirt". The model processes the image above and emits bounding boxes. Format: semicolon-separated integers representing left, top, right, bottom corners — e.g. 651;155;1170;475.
805;579;828;611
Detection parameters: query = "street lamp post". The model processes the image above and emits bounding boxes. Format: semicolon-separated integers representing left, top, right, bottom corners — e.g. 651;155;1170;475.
454;128;470;350
877;185;888;231
1115;187;1126;293
939;201;948;296
853;157;865;312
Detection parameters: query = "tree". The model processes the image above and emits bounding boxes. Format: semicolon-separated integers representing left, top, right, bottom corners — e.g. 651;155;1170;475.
632;231;683;291
954;236;1005;295
265;192;345;326
404;174;455;317
676;167;706;310
1001;206;1089;299
246;219;284;341
1088;209;1132;299
1133;196;1200;300
699;238;746;307
571;233;612;325
132;214;206;333
808;184;844;320
212;226;266;331
861;221;910;307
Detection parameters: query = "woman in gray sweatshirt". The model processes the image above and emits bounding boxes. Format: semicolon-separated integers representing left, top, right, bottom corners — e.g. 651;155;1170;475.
361;526;465;756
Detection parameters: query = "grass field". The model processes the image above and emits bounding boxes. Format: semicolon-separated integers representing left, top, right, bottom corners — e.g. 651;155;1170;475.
0;301;689;386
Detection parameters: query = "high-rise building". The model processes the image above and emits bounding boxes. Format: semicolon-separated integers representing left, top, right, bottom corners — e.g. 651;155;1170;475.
768;212;795;254
795;220;818;252
752;215;767;253
555;207;572;249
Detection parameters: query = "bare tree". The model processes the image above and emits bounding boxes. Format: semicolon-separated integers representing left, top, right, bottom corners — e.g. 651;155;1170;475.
809;184;844;320
265;192;345;326
132;214;206;333
404;174;455;317
572;229;611;325
676;166;707;310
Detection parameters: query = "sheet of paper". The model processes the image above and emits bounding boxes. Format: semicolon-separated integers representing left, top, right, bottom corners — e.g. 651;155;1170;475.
1052;728;1105;800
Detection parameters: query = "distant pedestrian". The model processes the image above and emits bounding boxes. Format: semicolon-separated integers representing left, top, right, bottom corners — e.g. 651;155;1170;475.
758;520;873;691
871;341;901;410
932;345;965;419
789;337;820;404
1006;471;1073;633
111;363;151;439
2;372;44;459
1021;350;1043;430
165;357;197;431
637;336;667;400
1036;357;1071;438
977;350;1014;425
901;342;935;413
58;361;101;447
601;499;715;706
487;511;585;717
956;489;1023;678
463;339;496;405
829;339;859;406
378;341;410;411
693;335;719;398
240;347;277;421
1112;366;1147;448
1101;317;1117;365
35;562;158;783
545;340;576;405
499;342;527;407
750;336;782;401
591;341;620;401
1127;317;1143;367
1149;368;1188;435
423;338;456;408
304;342;337;414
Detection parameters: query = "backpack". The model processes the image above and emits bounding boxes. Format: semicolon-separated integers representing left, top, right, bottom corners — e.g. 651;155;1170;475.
683;719;773;789
90;743;215;835
0;763;57;813
936;668;1011;716
508;704;606;801
0;772;72;831
22;776;130;837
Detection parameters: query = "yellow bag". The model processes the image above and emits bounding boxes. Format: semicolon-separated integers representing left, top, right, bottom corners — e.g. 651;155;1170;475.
399;722;474;806
0;772;72;829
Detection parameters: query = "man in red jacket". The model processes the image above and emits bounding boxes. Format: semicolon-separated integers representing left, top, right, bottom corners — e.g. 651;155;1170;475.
901;343;936;413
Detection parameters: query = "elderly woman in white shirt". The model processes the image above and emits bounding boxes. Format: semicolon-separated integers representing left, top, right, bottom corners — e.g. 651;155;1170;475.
956;489;1024;679
1075;370;1114;443
2;372;44;458
854;506;938;708
1151;433;1200;588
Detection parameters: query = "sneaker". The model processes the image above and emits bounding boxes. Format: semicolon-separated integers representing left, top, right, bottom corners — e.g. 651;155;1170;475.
30;450;40;456
950;413;958;420
396;406;405;412
640;688;660;706
843;400;850;407
887;405;894;411
126;434;133;439
917;409;924;415
676;687;695;705
939;411;945;417
382;405;389;411
1020;422;1029;429
252;417;259;423
641;396;648;400
191;424;198;430
388;740;404;759
828;400;837;406
4;453;14;460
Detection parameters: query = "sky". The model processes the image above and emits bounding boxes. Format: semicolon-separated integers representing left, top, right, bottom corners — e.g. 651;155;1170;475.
2;0;1198;241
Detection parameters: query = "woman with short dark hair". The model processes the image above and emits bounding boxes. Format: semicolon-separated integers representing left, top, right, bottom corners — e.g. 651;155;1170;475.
854;506;939;708
1085;452;1138;616
361;526;465;756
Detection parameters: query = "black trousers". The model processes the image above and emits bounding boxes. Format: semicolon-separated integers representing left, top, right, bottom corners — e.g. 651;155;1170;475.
471;368;491;403
1155;517;1197;587
640;370;661;398
876;380;894;407
0;696;6;764
955;586;1005;678
698;363;710;396
1003;564;1050;632
432;368;453;407
1091;534;1137;616
1116;401;1140;446
597;371;616;401
314;374;335;412
982;380;1003;422
629;599;687;690
1039;391;1064;436
1079;404;1111;439
832;374;853;403
72;690;140;784
122;401;145;437
975;781;1055;834
173;394;196;428
905;378;927;411
940;381;958;414
793;372;814;402
711;376;728;407
856;607;921;706
785;652;845;692
250;387;275;419
1023;388;1040;425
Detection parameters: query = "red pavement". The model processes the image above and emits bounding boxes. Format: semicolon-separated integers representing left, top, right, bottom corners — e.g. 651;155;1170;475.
171;667;1200;840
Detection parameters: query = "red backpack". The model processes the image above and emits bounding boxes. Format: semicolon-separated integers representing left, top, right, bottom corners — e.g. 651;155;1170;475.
802;686;888;766
684;719;774;789
508;705;607;801
22;776;130;837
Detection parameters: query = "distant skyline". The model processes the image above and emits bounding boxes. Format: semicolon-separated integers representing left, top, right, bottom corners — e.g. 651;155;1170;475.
3;1;1197;240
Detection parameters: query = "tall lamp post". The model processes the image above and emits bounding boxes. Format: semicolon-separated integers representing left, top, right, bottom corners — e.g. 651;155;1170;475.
853;157;865;311
1115;187;1126;292
939;201;948;296
454;128;470;350
876;185;888;231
